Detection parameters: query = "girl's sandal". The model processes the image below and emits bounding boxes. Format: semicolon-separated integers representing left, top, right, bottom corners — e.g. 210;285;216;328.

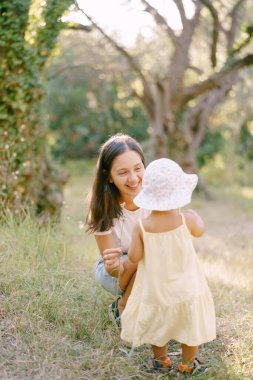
178;357;207;376
142;357;172;372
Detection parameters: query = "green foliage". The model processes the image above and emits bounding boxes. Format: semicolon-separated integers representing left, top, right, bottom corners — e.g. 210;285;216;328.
36;0;73;66
197;129;225;167
0;0;72;219
237;118;253;160
229;22;253;57
44;34;148;160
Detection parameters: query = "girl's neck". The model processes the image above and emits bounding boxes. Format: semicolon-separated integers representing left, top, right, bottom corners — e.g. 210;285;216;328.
151;209;180;216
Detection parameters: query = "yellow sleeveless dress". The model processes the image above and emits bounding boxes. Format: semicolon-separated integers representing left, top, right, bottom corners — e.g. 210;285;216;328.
120;214;216;347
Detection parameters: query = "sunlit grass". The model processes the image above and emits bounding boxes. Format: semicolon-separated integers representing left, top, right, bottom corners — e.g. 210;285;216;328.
0;159;252;379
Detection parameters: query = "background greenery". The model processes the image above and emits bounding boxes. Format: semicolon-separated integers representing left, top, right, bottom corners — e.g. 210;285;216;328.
44;32;148;160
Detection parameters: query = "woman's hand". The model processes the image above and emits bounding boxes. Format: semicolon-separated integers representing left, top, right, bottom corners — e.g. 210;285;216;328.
102;248;122;275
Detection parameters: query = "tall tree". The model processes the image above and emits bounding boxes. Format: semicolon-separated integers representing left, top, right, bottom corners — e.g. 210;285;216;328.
0;0;89;219
76;0;253;193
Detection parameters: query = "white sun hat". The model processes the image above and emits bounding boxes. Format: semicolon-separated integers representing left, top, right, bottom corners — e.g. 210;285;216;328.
134;158;198;211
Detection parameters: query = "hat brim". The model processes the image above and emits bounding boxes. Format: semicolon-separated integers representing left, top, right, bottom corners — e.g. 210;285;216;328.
134;173;198;211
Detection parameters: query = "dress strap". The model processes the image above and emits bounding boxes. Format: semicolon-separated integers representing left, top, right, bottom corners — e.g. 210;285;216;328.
139;219;145;234
180;212;186;225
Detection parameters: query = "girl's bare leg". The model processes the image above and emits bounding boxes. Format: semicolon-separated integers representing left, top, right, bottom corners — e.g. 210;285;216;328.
181;344;198;365
152;345;167;362
117;273;136;315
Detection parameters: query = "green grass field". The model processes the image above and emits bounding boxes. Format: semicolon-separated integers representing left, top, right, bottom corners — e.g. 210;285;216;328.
1;161;253;379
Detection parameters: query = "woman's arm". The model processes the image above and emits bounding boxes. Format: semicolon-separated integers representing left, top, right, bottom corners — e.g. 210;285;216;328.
184;209;205;237
95;234;122;277
119;224;144;289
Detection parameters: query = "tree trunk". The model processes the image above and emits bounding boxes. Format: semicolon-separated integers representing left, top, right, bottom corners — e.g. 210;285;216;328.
150;100;213;198
0;0;72;220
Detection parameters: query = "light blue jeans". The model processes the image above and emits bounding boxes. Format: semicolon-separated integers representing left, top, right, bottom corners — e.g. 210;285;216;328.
95;253;127;296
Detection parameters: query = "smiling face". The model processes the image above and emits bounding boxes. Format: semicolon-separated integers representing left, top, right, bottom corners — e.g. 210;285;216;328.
109;149;145;203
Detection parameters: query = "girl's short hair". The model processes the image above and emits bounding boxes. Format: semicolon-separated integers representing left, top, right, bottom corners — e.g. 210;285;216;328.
86;133;145;233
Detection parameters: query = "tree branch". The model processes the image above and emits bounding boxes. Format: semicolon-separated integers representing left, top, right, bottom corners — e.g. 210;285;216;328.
229;24;253;56
225;0;245;51
199;0;219;68
188;71;238;149
183;54;253;103
187;65;203;75
74;1;154;112
173;0;186;26
168;3;201;98
46;64;90;80
75;5;141;77
141;0;177;44
131;89;155;119
61;22;92;32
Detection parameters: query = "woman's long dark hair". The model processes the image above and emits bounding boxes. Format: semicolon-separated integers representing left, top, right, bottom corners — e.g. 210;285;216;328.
86;134;145;233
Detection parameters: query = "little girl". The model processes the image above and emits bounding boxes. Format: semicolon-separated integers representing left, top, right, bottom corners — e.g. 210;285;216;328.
119;158;216;374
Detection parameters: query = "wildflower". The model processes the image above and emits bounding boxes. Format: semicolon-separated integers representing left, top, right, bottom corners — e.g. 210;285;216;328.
14;191;20;198
79;221;85;230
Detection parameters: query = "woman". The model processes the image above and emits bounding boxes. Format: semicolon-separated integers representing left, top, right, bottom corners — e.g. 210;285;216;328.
86;134;149;322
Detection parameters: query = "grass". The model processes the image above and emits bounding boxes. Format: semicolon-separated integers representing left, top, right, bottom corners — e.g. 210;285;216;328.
0;160;253;379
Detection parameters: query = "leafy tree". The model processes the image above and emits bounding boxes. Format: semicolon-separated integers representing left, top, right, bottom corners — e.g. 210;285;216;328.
44;32;148;160
0;0;88;219
76;0;253;195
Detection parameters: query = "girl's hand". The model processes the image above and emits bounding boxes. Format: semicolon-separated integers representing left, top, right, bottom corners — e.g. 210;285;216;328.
102;248;122;273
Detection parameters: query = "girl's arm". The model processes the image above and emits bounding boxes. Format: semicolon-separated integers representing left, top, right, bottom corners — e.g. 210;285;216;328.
184;209;205;237
119;224;144;289
95;234;122;277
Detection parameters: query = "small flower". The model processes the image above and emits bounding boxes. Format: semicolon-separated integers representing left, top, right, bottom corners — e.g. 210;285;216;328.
14;191;20;198
20;137;25;142
3;131;8;136
79;221;85;230
5;144;9;150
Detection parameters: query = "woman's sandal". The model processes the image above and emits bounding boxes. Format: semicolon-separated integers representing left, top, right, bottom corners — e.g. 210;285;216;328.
178;357;207;375
108;297;121;328
142;357;172;372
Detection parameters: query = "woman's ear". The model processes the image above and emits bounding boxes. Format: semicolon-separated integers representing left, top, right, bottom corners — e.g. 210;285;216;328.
109;176;113;183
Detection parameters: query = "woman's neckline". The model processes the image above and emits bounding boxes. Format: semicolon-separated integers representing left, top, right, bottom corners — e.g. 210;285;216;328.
120;202;140;212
